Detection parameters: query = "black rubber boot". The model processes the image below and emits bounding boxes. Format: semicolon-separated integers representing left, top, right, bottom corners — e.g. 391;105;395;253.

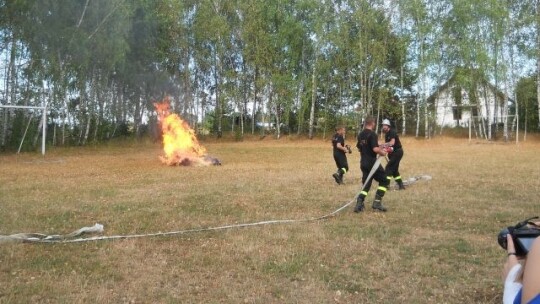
338;170;345;184
332;173;341;185
354;196;365;213
372;195;387;212
397;179;406;190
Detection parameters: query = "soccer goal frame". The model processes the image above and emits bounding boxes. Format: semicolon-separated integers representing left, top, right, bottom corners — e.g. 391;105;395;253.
0;104;47;155
468;114;518;144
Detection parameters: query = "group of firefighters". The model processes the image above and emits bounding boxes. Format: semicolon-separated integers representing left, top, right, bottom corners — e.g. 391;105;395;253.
331;117;404;213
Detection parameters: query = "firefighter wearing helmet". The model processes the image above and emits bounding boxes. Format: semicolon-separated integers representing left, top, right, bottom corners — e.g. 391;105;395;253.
381;118;405;190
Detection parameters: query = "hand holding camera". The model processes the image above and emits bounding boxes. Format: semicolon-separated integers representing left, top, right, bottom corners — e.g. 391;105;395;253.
500;217;540;304
498;217;540;256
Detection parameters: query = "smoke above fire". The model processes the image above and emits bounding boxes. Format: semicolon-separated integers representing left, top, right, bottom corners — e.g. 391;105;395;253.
154;99;220;166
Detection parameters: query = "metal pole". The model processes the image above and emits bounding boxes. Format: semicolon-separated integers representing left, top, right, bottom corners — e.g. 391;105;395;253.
18;114;34;154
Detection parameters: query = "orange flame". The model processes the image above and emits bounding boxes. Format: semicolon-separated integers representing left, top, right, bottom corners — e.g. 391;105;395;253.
155;99;208;166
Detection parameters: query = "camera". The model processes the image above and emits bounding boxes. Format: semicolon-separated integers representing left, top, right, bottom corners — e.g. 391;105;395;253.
498;217;540;256
345;145;352;154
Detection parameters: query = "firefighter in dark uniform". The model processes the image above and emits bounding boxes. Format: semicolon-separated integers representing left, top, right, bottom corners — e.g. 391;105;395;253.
381;119;405;190
354;117;389;212
331;126;351;184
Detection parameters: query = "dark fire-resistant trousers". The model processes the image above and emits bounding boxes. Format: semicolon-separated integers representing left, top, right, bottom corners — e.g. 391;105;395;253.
334;152;349;173
385;148;403;178
360;161;389;197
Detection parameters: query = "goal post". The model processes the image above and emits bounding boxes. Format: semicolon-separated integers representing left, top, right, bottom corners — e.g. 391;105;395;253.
468;114;518;143
0;104;47;155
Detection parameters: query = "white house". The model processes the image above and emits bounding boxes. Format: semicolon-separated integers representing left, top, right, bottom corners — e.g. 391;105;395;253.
428;72;511;129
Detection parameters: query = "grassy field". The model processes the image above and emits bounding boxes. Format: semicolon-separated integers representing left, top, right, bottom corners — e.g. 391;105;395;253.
1;136;539;303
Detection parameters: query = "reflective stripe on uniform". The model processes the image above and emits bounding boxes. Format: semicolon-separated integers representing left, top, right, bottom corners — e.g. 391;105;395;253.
377;186;387;193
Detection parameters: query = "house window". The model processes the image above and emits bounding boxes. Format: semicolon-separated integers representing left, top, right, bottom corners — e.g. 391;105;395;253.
452;106;462;120
471;106;478;117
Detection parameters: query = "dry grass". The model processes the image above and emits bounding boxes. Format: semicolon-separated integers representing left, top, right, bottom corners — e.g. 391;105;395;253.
1;136;539;303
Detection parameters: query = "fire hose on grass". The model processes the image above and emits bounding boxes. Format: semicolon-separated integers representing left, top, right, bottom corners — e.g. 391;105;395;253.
0;158;430;245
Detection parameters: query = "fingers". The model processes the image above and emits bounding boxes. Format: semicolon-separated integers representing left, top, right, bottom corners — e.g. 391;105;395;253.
506;234;516;254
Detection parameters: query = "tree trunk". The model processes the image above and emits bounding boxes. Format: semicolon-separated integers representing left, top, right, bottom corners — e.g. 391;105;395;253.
481;85;490;140
535;1;540;132
296;79;305;135
137;94;146;138
367;73;374;120
494;39;500;135
2;34;18;148
323;84;329;140
524;102;528;141
308;57;317;140
297;43;307;135
32;114;43;149
202;93;207;136
93;81;104;142
240;109;244;138
58;53;70;146
132;88;141;139
183;53;193;125
241;59;248;139
416;16;425;139
1;55;8;146
509;26;519;143
502;89;508;141
273;91;281;139
401;64;406;136
53;123;56;146
415;95;420;138
231;112;234;134
376;94;381;135
424;96;429;139
358;72;364;130
537;11;540;131
260;82;266;137
62;92;69;145
251;67;258;135
82;80;93;145
485;85;492;140
1;108;7;149
214;48;222;138
32;87;45;148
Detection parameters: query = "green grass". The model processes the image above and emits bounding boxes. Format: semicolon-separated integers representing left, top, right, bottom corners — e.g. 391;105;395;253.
1;137;539;303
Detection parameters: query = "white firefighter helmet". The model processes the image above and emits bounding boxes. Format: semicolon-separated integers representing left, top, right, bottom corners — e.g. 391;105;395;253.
382;119;391;126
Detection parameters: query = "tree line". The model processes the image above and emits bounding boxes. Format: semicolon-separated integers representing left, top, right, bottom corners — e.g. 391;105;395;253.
1;0;539;151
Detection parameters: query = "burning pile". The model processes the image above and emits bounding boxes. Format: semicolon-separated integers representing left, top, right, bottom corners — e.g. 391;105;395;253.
154;99;220;166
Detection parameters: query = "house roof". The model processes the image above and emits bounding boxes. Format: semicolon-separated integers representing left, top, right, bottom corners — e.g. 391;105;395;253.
427;69;512;105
